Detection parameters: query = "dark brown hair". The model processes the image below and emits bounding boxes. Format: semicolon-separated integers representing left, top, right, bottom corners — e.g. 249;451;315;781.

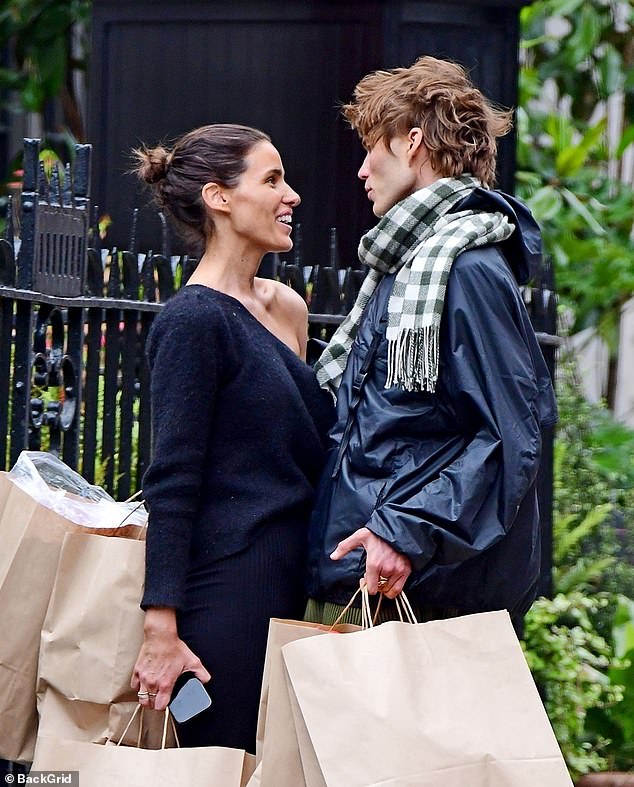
342;56;512;187
132;124;270;247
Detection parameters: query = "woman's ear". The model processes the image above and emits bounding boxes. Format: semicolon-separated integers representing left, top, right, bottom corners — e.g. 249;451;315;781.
201;182;230;214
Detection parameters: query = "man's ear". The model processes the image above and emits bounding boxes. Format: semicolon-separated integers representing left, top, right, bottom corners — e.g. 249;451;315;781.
201;182;230;214
406;128;424;161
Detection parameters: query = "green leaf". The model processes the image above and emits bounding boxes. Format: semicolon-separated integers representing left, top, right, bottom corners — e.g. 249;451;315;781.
597;44;624;96
613;596;634;659
28;5;73;44
514;170;543;192
554;557;616;594
550;242;570;270
565;4;602;61
549;0;585;15
607;647;634;750
527;185;563;221
616;126;634;158
0;68;24;89
553;503;613;564
560;188;607;236
21;75;45;112
555;119;607;176
33;34;67;96
520;34;552;49
546;114;574;153
518;70;542;105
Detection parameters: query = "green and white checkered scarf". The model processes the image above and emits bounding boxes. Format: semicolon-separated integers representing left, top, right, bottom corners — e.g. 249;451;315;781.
314;175;514;396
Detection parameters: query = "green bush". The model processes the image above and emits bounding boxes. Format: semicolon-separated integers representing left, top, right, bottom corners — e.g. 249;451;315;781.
523;592;624;778
522;355;634;777
554;356;634;602
586;595;634;771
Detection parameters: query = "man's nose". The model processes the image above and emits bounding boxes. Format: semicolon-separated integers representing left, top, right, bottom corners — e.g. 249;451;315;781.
358;153;370;180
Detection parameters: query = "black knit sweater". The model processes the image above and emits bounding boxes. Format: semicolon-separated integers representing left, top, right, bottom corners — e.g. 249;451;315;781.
141;284;334;609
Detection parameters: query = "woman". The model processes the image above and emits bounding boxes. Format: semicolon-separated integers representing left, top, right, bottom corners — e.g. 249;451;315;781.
130;124;334;752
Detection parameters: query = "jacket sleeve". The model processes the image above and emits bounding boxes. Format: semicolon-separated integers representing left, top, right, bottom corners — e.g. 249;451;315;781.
364;249;546;574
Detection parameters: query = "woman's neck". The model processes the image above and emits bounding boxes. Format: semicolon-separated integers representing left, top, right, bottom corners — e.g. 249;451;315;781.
186;240;262;300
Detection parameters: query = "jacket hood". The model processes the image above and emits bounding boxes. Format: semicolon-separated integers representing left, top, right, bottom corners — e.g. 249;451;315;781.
455;188;542;286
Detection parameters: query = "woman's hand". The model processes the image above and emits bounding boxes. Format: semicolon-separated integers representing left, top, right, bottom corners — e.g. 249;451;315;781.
131;607;211;711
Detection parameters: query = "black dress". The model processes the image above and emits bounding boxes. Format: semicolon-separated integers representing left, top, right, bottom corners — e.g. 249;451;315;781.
141;284;334;752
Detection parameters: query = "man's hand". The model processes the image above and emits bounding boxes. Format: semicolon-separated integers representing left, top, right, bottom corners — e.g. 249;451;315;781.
330;527;412;599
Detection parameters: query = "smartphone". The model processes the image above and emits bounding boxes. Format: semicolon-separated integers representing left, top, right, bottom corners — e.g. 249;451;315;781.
168;674;212;723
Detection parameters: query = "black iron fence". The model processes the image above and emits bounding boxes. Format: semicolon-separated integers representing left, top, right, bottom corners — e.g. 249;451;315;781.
0;138;559;573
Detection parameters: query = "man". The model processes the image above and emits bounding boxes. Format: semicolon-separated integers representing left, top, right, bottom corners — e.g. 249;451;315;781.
305;56;557;630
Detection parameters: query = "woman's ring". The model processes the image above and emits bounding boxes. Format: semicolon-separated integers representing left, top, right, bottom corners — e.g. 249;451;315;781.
148;693;157;698
137;691;149;697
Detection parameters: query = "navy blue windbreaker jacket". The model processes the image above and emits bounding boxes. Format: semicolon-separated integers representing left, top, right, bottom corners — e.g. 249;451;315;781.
305;190;558;617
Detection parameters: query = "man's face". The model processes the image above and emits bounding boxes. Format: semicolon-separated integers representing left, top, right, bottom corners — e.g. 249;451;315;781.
358;135;418;217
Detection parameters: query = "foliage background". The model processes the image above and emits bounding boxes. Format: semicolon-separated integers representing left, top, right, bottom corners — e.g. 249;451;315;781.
516;0;634;406
0;1;89;139
518;2;634;777
524;356;634;777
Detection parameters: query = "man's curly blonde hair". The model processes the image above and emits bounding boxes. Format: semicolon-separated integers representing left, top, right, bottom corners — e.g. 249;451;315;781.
342;56;512;187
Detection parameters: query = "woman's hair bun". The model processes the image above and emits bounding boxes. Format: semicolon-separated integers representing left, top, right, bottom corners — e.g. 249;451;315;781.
133;145;171;184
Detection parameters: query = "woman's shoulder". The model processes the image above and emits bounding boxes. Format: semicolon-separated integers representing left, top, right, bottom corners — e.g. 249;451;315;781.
148;286;241;362
154;285;236;330
256;277;307;324
256;277;309;356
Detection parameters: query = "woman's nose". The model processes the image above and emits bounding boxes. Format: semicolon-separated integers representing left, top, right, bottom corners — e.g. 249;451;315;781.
285;186;301;207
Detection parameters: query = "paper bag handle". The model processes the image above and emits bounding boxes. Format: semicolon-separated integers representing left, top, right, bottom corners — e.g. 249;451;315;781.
114;705;180;749
113;498;147;539
394;591;417;624
365;586;417;626
330;585;418;629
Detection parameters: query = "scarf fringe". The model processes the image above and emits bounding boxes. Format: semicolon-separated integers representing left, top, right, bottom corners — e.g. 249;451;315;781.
386;326;439;393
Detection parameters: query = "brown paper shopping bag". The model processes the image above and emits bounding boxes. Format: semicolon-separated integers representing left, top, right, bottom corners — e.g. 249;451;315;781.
32;705;256;787
0;469;145;762
0;472;88;761
36;531;149;748
254;617;359;787
284;671;328;787
281;609;573;787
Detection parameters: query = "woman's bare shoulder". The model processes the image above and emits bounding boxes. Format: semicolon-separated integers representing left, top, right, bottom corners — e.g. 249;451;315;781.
256;277;308;321
255;277;308;358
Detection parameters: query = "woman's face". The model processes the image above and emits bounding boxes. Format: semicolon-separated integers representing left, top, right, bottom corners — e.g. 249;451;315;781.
225;141;301;254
